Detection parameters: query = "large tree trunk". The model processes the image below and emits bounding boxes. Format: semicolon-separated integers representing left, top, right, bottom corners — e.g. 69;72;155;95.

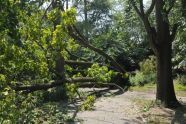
55;56;65;78
156;39;178;107
131;0;181;108
155;0;180;108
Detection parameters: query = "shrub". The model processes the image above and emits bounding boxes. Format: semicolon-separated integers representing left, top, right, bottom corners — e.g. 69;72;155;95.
81;95;96;111
129;56;156;86
87;63;117;83
139;56;156;75
129;71;145;86
175;74;186;85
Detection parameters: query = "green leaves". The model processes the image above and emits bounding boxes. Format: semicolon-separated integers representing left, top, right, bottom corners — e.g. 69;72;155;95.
81;95;96;111
0;74;6;83
129;56;156;86
87;63;117;82
61;8;77;26
47;8;61;22
66;39;80;52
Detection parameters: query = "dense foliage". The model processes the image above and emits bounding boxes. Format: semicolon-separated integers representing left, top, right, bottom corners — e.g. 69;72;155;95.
0;0;185;122
129;56;156;86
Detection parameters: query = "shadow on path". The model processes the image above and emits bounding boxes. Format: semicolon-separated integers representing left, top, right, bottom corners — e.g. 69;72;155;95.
62;87;129;123
171;104;186;124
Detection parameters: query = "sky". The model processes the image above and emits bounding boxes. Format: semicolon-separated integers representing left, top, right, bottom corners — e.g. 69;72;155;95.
143;0;150;4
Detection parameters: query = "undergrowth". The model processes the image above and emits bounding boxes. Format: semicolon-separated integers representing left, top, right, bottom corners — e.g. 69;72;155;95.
133;98;155;112
80;95;96;111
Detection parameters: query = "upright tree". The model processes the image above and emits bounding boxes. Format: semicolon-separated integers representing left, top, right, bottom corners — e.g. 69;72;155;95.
131;0;181;107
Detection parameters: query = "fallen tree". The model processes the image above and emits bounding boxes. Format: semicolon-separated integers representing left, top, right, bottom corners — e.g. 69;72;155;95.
13;77;124;93
40;1;126;73
66;25;126;73
14;77;96;92
65;60;95;67
65;60;107;68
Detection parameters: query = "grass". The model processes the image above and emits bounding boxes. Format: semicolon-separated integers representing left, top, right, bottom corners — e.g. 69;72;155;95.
132;98;171;123
174;83;186;91
132;98;155;112
174;84;186;97
132;96;186;123
130;83;186;97
129;83;156;92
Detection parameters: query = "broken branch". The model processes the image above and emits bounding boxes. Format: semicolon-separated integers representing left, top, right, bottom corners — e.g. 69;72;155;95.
14;77;96;92
146;0;155;16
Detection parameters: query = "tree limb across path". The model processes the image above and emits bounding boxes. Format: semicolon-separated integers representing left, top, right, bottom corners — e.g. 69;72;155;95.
13;77;124;93
14;77;96;92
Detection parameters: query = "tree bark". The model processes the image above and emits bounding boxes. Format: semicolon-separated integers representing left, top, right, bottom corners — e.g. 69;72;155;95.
65;60;94;67
58;2;126;73
13;77;125;93
84;0;88;38
65;60;106;67
67;26;126;73
131;0;180;108
155;0;180;107
156;40;178;107
182;0;186;17
14;77;97;92
66;0;68;9
55;56;65;78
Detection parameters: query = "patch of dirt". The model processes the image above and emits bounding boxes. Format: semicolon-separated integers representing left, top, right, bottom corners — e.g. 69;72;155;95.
73;89;186;124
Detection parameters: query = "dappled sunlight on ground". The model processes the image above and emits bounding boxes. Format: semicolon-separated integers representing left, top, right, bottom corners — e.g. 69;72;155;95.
61;88;186;124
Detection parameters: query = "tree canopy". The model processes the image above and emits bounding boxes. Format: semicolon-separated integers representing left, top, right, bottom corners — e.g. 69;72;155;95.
0;0;186;122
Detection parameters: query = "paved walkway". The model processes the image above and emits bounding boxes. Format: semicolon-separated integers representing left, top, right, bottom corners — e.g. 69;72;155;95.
75;91;152;124
74;90;186;124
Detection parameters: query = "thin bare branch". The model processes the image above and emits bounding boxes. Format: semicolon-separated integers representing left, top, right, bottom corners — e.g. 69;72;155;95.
41;0;54;20
65;48;87;61
131;0;143;18
66;0;69;9
145;0;156;16
65;60;107;67
139;0;145;15
65;60;94;66
166;0;176;14
170;23;179;42
67;25;126;73
131;0;158;54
